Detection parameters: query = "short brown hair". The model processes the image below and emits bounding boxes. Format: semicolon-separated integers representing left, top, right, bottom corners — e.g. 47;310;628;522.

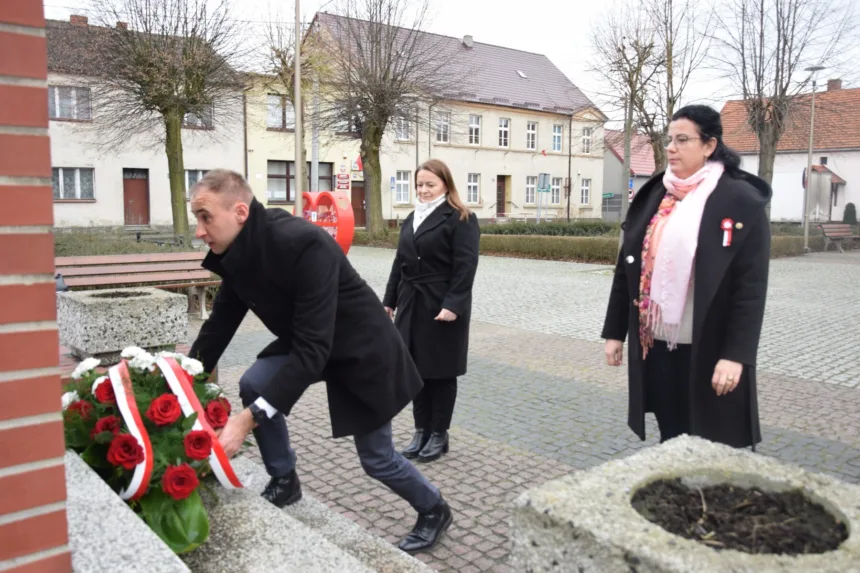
415;159;471;221
191;169;254;206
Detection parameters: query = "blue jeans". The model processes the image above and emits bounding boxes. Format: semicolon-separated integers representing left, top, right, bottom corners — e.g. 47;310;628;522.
239;355;442;513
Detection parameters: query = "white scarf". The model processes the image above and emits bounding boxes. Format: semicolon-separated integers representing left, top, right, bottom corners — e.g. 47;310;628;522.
412;194;447;233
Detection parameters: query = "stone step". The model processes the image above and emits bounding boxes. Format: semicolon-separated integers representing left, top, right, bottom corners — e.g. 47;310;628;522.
231;457;436;573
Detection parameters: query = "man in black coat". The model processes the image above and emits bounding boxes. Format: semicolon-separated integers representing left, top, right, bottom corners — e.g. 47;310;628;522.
187;169;451;553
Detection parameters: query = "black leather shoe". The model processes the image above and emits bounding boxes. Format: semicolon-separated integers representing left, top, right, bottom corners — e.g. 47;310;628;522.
401;429;430;459
261;469;302;508
397;497;453;553
416;431;449;463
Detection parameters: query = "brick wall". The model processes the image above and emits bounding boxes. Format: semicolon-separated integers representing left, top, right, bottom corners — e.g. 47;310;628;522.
0;2;72;572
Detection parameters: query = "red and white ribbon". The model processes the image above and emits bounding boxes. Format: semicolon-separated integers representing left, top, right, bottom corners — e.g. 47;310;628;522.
721;218;734;247
156;357;243;490
108;361;154;501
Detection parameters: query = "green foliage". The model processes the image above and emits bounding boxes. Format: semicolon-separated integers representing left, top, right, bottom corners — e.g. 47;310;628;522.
843;203;858;225
140;489;210;554
480;221;620;237
54;231;192;257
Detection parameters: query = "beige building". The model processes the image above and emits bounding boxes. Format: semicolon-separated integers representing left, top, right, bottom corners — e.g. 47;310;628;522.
245;14;607;225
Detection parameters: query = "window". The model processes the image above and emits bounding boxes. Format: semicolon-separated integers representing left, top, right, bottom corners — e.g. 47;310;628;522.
580;178;591;205
525;176;536;204
395;170;411;204
52;167;94;200
469;115;481;145
526;121;537;150
48;86;92;121
467;173;480;204
552;125;563;152
435;112;450;143
335;111;359;134
185;169;208;199
266;161;335;202
551;177;562;205
394;116;410;141
183;105;214;129
498;118;510;147
582;127;593;154
266;94;295;130
820;156;828;165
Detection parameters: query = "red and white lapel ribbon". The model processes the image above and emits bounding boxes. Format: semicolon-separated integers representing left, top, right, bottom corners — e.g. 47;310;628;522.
156;357;243;490
108;361;154;501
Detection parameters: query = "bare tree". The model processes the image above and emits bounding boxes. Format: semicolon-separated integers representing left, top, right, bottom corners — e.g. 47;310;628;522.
87;0;245;241
714;0;855;187
310;0;467;234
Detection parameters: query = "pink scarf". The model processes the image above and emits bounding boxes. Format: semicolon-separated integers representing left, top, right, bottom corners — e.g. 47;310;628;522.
639;161;725;357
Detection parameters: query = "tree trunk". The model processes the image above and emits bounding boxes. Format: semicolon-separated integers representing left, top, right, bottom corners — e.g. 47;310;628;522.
757;122;777;219
361;125;385;235
164;110;190;244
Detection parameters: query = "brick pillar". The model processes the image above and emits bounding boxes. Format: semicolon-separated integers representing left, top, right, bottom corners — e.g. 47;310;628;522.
0;2;72;573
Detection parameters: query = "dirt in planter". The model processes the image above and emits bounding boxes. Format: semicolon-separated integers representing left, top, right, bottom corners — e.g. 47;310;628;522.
631;478;848;555
89;291;151;299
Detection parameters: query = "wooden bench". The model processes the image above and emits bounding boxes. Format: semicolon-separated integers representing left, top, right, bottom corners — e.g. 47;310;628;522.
55;252;220;319
819;223;860;253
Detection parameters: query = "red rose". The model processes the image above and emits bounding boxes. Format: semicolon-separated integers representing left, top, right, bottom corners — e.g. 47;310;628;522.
67;400;93;421
145;394;181;426
162;463;199;500
204;398;230;429
107;434;145;470
91;415;121;439
183;430;212;461
94;380;116;404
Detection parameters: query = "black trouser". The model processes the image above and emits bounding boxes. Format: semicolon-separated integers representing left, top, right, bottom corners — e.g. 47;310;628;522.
645;341;692;442
412;377;457;433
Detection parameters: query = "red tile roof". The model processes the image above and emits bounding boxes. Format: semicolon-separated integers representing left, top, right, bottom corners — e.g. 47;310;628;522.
721;86;860;153
812;164;846;184
604;130;657;176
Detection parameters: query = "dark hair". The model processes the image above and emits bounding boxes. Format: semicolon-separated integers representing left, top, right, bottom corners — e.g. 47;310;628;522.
671;105;741;172
415;159;471;221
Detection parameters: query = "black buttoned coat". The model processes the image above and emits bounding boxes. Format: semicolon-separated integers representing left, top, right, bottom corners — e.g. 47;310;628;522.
601;169;772;449
189;199;423;438
384;202;480;380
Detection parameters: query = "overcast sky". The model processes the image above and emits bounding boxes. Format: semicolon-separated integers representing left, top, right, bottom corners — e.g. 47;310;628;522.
44;0;857;128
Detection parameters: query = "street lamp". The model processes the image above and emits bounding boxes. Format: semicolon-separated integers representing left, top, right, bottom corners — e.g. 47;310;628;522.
803;65;825;252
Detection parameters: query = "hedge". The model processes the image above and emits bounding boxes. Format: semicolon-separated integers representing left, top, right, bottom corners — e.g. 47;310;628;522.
479;220;620;237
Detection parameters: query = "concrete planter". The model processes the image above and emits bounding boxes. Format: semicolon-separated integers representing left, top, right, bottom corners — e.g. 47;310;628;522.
58;287;186;363
511;435;860;573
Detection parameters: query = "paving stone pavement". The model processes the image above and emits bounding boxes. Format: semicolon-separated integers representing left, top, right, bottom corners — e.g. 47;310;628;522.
187;246;860;571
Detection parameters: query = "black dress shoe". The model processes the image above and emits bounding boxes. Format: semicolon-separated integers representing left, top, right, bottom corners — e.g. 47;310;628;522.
401;429;430;459
416;431;449;463
261;469;302;508
398;497;453;553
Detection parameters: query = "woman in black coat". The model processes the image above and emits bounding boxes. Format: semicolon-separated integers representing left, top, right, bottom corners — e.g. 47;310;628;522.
384;158;480;463
602;105;772;449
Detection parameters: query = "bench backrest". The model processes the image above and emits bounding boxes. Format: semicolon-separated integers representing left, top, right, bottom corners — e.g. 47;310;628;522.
56;251;206;268
819;223;857;238
55;251;212;288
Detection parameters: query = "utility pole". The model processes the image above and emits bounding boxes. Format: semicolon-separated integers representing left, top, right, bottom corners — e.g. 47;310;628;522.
311;72;319;191
803;65;824;252
620;82;634;247
294;0;304;215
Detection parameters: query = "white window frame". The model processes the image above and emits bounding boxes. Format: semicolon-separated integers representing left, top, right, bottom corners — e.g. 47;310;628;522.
467;173;480;204
266;94;295;130
551;177;562;205
395;170;411;204
525;176;536;205
48;86;92;121
526;121;537;150
582;127;593;154
580;178;591;205
395;116;410;141
498;118;510;148
435;111;450;143
52;167;95;200
184;169;208;199
552;125;563;152
469;115;481;145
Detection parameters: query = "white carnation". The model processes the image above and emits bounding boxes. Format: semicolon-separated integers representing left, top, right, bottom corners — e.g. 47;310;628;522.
155;350;183;360
129;351;157;372
181;357;204;377
72;357;101;380
61;391;80;410
204;383;224;397
120;346;145;359
91;375;108;395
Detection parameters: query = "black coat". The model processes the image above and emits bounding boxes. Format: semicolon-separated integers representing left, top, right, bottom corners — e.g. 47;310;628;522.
383;202;480;380
601;169;772;449
190;199;423;438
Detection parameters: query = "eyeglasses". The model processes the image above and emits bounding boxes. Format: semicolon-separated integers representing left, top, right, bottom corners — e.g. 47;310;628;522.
662;135;701;148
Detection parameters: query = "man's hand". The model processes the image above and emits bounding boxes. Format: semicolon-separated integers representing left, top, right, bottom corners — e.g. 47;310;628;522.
217;408;256;458
434;308;458;322
384;306;395;320
712;359;743;396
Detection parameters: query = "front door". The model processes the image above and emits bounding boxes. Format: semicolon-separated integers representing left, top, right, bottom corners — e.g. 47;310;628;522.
496;176;506;215
123;168;150;226
351;183;366;227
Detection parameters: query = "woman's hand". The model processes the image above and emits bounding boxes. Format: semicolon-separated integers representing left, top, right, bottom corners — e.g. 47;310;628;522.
712;359;743;396
384;306;395;320
435;308;458;322
604;339;624;366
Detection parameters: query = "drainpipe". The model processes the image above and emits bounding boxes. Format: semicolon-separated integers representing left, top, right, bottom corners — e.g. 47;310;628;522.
428;101;437;159
242;89;249;179
415;103;420;170
566;113;573;221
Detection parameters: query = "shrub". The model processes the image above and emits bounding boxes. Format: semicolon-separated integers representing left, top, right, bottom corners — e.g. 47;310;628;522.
844;203;858;225
770;235;825;258
479;235;619;263
55;231;191;257
480;220;620;237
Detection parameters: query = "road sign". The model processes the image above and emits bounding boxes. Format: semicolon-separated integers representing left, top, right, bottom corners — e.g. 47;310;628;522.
629;178;634;190
602;192;613;199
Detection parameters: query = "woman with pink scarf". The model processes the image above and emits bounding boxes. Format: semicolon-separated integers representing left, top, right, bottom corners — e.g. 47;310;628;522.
602;105;771;449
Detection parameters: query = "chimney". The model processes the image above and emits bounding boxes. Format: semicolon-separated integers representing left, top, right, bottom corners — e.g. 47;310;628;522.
116;21;128;30
70;14;88;26
827;79;842;91
462;35;474;49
